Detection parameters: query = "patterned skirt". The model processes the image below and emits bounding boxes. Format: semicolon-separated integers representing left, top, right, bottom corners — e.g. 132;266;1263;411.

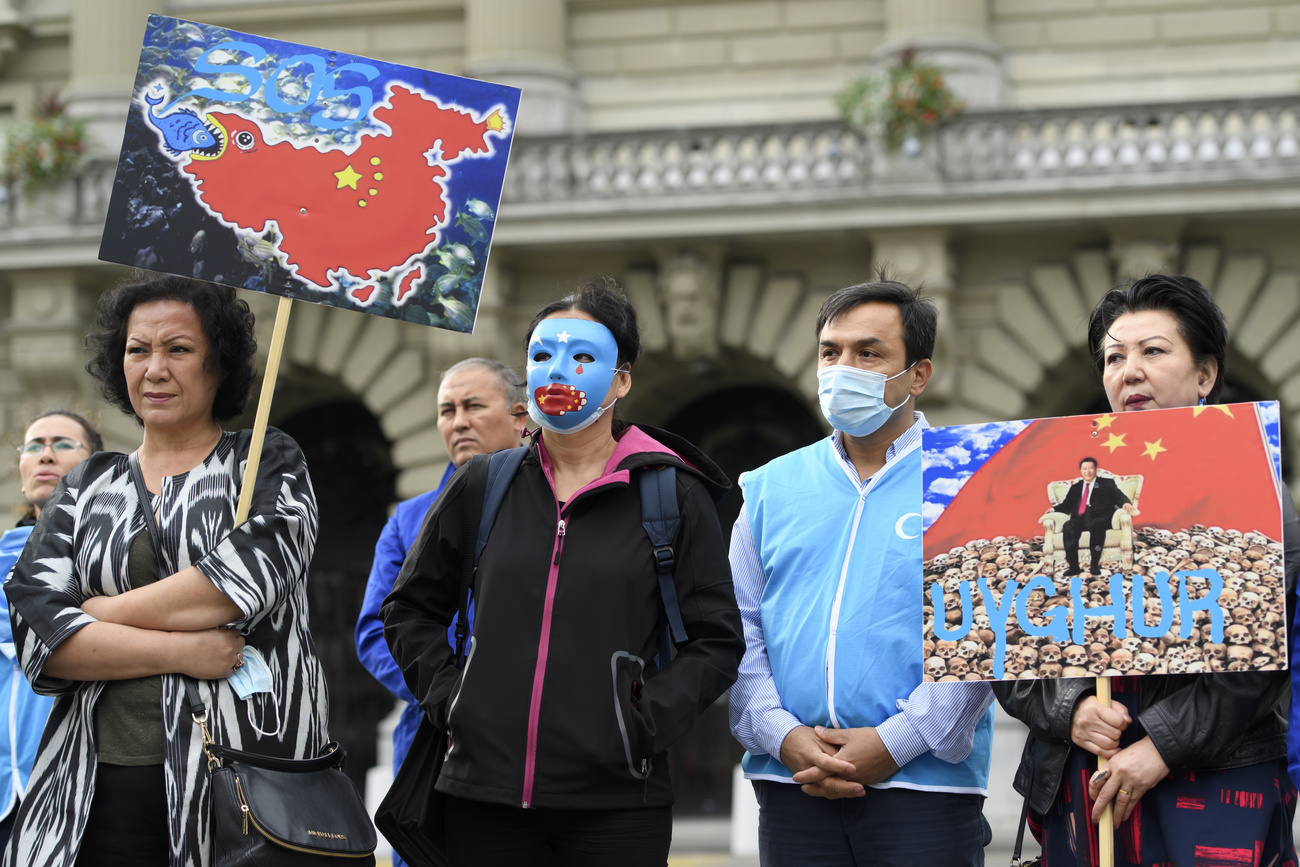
1031;678;1298;867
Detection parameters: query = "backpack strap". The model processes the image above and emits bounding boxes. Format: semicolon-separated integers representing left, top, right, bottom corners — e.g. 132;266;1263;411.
452;454;490;669
475;447;529;569
452;447;528;668
639;466;687;650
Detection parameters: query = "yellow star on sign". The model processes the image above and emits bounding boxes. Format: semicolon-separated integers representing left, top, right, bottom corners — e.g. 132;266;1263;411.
1192;404;1234;418
334;164;362;190
1142;438;1167;460
485;110;505;132
1093;413;1117;430
1103;432;1127;454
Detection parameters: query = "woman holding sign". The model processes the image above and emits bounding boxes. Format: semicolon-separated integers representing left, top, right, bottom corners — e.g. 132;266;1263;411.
997;274;1299;866
3;276;329;867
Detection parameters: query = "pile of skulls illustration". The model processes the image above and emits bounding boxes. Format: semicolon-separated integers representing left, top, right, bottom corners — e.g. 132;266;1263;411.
921;526;1288;682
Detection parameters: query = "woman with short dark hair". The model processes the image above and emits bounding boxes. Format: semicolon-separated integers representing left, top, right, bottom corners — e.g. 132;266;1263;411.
384;277;744;867
997;274;1298;865
4;276;328;867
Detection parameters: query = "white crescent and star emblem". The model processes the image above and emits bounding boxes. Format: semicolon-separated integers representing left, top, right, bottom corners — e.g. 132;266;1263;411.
894;512;922;539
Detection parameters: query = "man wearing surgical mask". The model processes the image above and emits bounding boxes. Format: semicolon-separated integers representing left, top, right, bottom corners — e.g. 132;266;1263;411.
728;279;995;865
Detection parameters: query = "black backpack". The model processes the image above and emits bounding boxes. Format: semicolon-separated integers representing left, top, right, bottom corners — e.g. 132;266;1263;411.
451;446;687;671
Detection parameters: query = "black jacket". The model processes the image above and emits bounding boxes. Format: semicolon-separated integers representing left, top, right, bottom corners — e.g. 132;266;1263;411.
382;424;744;810
997;484;1299;814
1054;475;1130;524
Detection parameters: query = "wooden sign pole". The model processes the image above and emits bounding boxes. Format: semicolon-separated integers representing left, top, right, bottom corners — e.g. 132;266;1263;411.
1096;675;1114;867
234;295;293;523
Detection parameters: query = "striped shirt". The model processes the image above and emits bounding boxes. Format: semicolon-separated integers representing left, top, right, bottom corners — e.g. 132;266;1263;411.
728;413;993;776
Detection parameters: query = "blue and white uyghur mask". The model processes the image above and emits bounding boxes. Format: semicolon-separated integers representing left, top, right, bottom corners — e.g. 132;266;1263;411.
526;318;623;434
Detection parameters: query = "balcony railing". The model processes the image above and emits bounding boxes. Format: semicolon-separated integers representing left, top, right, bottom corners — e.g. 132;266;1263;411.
501;96;1300;209
1;96;1297;237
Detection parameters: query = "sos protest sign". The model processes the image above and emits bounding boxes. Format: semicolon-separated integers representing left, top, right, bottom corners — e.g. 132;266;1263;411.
921;403;1287;682
99;14;520;333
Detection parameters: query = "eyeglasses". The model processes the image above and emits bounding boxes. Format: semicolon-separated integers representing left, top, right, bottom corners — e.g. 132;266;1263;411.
18;437;87;457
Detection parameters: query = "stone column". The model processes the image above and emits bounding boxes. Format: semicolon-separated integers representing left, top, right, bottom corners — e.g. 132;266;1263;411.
0;0;26;76
464;0;581;135
878;0;1006;108
869;228;956;403
63;0;153;158
6;269;90;397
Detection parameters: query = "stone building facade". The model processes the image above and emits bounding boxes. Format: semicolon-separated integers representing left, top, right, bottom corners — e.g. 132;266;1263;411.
0;0;1298;844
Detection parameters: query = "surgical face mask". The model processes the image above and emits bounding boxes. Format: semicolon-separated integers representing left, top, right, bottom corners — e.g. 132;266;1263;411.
816;362;916;438
229;646;282;736
526;318;624;434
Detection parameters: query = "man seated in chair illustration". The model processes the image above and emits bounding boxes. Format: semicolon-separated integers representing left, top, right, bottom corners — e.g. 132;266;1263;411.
1051;456;1136;577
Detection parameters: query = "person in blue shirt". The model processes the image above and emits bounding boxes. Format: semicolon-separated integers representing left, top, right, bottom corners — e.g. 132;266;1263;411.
0;409;101;848
355;358;524;865
728;280;994;866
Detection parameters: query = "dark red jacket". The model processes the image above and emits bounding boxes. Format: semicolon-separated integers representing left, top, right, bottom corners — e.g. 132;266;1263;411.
383;424;743;809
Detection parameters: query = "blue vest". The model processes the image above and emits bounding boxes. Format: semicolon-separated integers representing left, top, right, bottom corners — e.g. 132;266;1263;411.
740;438;993;794
0;525;54;818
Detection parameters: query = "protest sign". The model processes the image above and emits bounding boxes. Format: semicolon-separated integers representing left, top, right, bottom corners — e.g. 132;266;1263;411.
921;402;1286;682
99;14;519;333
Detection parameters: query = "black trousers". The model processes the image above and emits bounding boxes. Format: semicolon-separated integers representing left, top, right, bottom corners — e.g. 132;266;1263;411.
754;780;990;867
74;764;169;867
443;795;673;867
1061;513;1112;575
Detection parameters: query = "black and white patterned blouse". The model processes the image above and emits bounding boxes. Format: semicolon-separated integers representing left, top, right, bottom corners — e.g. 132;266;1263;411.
3;428;327;867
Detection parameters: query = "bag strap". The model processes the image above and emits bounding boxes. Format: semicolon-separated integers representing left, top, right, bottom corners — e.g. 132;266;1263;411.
638;465;686;648
452;451;493;668
1011;739;1041;867
473;447;528;570
128;457;210;724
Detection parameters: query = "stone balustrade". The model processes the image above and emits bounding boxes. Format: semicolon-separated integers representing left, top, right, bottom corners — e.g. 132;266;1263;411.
502;95;1300;208
1;96;1297;239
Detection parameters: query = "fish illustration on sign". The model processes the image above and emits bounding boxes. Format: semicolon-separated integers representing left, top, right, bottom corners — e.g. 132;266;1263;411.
143;85;224;157
141;81;508;304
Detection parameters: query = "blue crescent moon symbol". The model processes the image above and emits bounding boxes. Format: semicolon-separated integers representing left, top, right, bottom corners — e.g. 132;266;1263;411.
895;512;922;539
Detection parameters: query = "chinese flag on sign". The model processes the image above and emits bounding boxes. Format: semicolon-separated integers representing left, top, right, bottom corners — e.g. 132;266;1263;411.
923;403;1282;558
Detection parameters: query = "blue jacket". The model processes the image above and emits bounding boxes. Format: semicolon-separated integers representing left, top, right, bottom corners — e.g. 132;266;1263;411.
355;463;456;783
0;525;54;820
739;437;992;793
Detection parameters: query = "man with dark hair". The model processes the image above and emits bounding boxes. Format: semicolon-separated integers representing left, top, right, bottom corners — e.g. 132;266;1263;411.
1054;456;1134;578
729;280;994;865
354;357;525;867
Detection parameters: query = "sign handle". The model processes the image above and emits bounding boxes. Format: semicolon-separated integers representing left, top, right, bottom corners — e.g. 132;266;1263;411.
235;295;293;524
1096;675;1114;867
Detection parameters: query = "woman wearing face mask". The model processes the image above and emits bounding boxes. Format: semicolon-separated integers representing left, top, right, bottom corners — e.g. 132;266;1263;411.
0;410;102;849
384;277;744;867
996;274;1299;866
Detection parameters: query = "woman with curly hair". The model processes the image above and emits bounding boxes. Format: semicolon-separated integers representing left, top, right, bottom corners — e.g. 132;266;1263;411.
4;275;328;867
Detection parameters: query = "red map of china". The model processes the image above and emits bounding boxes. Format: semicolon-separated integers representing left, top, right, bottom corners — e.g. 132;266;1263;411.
182;85;502;289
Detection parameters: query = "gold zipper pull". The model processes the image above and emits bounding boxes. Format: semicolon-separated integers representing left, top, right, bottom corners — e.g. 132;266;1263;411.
235;777;250;836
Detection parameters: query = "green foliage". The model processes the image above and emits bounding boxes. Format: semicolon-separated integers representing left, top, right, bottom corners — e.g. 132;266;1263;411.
2;97;88;193
835;48;963;152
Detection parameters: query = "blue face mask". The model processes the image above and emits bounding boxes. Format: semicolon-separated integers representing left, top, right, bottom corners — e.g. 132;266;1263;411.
526;318;624;434
229;645;272;699
229;646;282;737
817;363;915;438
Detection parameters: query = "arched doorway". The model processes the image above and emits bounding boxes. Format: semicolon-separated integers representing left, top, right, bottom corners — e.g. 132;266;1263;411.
662;385;826;542
658;385;823;814
276;399;397;788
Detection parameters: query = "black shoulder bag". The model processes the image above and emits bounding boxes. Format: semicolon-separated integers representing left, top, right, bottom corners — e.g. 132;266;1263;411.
130;456;377;865
374;452;490;867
